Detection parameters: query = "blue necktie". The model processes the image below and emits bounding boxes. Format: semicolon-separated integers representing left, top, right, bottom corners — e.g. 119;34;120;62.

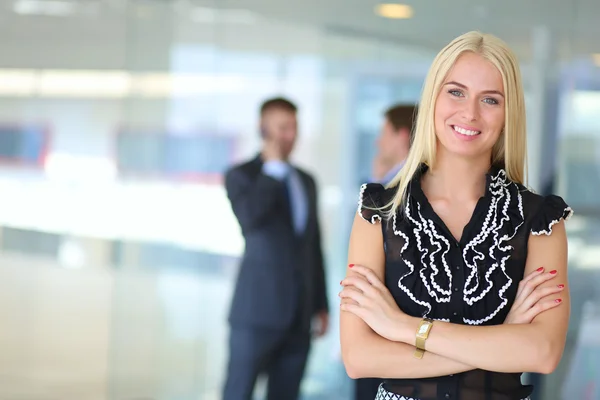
283;176;298;233
282;176;292;213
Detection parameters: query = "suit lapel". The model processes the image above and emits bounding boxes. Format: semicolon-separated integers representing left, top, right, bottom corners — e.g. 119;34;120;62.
248;153;264;177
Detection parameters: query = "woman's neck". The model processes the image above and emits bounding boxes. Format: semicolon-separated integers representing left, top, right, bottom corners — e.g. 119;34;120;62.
422;152;492;202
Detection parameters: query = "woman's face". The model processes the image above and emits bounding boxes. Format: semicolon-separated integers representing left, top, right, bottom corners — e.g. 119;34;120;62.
434;52;506;162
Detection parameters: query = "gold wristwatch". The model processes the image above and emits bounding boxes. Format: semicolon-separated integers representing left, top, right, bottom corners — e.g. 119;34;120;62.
413;317;434;359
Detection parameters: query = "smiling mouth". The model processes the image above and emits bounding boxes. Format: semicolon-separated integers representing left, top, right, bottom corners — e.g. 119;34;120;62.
452;125;481;136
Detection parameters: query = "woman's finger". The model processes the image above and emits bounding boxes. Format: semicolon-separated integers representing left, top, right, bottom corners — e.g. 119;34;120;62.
340;302;368;320
515;267;547;299
348;264;386;290
523;266;546;282
515;269;558;305
515;266;545;297
340;297;358;306
339;287;369;305
341;275;378;296
519;284;565;311
522;297;563;322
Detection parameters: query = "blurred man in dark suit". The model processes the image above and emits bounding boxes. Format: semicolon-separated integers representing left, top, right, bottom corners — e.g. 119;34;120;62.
223;97;329;400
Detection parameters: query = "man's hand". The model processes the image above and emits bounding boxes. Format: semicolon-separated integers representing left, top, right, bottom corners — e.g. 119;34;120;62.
262;137;283;161
313;310;329;338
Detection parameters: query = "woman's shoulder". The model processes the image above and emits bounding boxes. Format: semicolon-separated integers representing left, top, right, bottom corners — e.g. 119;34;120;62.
514;184;573;236
357;182;398;224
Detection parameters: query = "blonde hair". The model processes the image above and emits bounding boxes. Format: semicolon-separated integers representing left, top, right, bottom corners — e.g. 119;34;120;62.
384;31;527;218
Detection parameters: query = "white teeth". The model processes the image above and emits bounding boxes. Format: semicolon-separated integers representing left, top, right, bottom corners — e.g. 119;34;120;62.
453;126;480;136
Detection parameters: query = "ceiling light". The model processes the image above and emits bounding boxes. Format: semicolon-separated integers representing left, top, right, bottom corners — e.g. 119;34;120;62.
38;70;131;97
0;69;36;96
190;7;258;24
13;0;77;16
375;3;413;19
592;54;600;67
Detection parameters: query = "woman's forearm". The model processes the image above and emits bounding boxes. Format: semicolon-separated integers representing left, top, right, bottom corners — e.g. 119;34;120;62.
344;330;475;379
392;226;570;375
400;317;562;374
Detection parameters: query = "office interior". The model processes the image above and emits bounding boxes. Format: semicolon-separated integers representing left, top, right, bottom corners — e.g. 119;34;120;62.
0;0;599;399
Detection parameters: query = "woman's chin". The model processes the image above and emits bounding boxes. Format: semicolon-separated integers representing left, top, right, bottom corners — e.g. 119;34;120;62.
439;143;493;161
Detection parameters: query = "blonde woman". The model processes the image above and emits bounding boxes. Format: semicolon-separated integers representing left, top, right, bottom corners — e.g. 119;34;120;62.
339;31;572;400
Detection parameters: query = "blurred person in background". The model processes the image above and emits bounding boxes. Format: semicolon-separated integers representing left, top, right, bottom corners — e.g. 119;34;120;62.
223;97;329;400
371;104;417;186
355;104;416;400
340;31;572;400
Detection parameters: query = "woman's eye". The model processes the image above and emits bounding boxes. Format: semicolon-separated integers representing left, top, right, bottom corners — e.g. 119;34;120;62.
449;89;463;97
483;97;499;105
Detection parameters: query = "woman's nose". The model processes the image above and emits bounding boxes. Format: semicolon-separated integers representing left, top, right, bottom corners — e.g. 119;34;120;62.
462;98;479;121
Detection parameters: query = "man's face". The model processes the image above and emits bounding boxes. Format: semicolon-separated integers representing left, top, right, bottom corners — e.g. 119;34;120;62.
261;108;298;159
376;119;405;166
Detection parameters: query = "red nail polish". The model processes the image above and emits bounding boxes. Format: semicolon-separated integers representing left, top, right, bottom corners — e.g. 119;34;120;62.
555;299;562;304
557;284;564;289
349;264;354;268
536;267;544;272
550;270;557;275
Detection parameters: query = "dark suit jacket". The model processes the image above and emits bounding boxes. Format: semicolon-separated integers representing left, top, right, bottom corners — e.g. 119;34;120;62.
224;155;329;331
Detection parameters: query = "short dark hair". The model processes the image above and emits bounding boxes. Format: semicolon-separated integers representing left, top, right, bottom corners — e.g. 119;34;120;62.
260;97;297;116
385;104;417;142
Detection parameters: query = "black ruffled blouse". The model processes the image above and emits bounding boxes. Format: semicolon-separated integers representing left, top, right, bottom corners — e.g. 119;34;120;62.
357;164;572;400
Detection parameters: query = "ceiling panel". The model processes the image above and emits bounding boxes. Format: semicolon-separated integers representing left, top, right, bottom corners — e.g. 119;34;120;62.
0;0;598;68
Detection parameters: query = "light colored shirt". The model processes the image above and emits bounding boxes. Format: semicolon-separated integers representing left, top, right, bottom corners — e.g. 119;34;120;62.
262;160;308;234
378;160;406;186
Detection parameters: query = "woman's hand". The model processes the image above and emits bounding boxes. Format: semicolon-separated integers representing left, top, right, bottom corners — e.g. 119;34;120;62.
339;264;408;342
504;266;565;325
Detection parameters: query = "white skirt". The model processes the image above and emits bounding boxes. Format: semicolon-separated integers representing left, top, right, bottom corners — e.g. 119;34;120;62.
374;383;418;400
374;383;532;400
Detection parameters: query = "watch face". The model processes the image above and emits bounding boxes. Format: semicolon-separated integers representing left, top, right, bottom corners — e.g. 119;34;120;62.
418;324;429;334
